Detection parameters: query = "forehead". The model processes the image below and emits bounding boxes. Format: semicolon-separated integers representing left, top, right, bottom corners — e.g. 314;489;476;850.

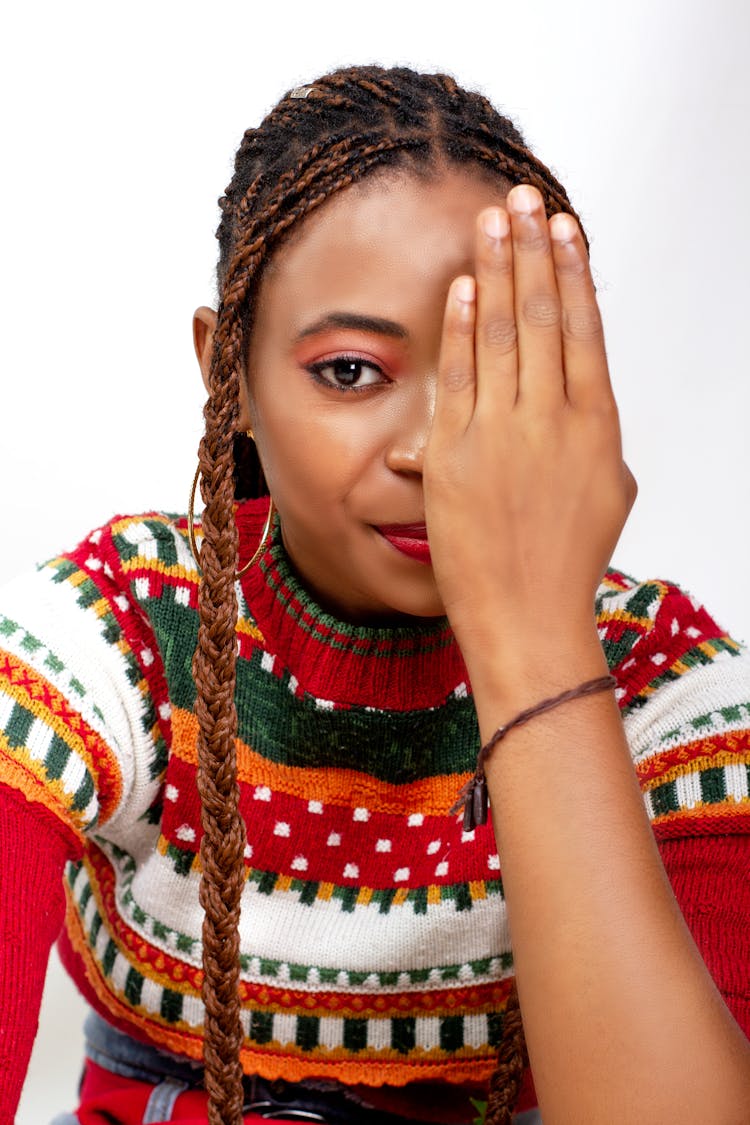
252;167;507;333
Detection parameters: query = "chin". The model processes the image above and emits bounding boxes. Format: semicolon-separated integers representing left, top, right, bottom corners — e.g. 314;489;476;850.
372;575;447;623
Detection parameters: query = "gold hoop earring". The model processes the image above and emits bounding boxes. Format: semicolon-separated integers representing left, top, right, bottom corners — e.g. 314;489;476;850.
187;465;275;578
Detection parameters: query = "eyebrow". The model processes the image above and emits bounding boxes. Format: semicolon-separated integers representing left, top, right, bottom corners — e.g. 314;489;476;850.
295;312;408;342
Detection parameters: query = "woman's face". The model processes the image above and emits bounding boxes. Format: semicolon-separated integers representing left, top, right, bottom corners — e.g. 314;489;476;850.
245;167;507;624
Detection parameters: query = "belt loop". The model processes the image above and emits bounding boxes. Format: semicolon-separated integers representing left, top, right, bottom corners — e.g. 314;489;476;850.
143;1076;190;1122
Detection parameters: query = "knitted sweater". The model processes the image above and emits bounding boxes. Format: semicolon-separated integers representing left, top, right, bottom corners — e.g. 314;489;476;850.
1;499;749;1117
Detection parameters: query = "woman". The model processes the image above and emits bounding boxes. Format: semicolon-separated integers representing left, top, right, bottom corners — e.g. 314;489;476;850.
1;65;749;1125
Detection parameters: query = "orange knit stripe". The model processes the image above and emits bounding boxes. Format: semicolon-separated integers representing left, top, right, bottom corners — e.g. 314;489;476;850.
652;802;750;825
0;745;85;838
171;707;467;815
636;728;750;786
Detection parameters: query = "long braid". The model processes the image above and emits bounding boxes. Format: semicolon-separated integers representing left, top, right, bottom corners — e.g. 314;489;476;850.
195;64;587;1123
193;318;244;1123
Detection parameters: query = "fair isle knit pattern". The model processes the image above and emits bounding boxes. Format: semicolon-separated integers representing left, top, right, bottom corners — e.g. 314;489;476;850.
1;499;749;1088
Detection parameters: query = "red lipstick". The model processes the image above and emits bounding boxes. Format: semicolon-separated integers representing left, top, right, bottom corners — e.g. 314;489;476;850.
376;524;431;565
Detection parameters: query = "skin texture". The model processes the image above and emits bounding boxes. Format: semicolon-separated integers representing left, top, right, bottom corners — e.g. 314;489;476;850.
195;169;506;622
194;171;750;1122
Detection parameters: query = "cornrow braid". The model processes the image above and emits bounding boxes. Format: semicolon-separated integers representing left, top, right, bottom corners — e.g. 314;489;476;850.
194;64;587;1124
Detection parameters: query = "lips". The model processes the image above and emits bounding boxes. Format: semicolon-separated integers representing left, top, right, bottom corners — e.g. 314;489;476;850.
375;523;431;565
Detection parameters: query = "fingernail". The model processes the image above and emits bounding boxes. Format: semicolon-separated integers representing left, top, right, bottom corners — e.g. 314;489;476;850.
481;207;507;240
454;276;475;303
508;184;537;214
550;212;578;242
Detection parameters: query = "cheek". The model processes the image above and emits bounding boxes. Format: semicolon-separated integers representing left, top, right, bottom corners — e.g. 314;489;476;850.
256;399;387;508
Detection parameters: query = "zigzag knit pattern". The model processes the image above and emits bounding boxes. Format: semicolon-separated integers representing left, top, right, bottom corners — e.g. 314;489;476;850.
1;498;749;1088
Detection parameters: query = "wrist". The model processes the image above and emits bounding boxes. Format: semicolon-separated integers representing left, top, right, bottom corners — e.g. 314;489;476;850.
465;630;611;749
463;619;609;702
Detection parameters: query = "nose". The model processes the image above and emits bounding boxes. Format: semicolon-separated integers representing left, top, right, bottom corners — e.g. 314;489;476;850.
383;375;436;476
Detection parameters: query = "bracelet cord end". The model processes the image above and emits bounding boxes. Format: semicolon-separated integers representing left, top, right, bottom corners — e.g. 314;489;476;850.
448;772;489;831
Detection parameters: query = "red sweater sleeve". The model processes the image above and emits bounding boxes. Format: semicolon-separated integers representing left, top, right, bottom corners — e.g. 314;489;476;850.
660;833;750;1039
0;784;80;1124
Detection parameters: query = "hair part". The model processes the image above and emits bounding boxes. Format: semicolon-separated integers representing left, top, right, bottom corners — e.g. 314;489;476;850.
193;63;582;1125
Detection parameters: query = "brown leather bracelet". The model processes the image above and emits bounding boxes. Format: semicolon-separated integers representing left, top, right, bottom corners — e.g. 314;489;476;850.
450;674;617;831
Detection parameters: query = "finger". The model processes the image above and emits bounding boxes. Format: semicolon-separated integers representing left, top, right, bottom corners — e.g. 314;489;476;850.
432;275;477;441
474;205;518;413
506;184;564;407
549;211;612;408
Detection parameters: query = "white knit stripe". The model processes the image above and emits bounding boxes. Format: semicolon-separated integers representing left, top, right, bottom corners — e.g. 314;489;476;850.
26;717;55;761
463;1013;490;1049
110;951;131;994
414;1016;440;1050
118;523;160;556
0;566;161;834
180;993;204;1028
59;752;88;802
675;771;703;810
725;761;750;802
67;862;87;898
71;867;91;909
115;848;510;988
94;919;111;962
139;976;164;1013
172;526;199;572
237;884;511;981
366;1018;391;1050
317;1015;345;1050
83;889;99;932
271;1013;297;1046
623;650;750;765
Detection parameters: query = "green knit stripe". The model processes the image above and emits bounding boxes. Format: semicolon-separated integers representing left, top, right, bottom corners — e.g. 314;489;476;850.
653;700;750;744
626;638;741;711
0;696;99;827
44;556;168;782
236;646;478;781
646;759;750;823
246;864;505;914
110;554;474;782
599;627;645;672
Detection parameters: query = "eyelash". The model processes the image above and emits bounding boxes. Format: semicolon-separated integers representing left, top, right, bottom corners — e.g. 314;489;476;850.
305;355;389;394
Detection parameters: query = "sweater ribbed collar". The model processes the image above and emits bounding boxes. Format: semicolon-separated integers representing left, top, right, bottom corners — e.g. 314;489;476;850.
236;499;470;713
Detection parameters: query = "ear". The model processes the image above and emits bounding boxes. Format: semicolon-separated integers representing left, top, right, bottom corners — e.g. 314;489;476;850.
192;306;253;431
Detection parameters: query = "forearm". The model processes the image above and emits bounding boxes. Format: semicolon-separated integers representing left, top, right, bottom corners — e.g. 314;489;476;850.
471;627;750;1125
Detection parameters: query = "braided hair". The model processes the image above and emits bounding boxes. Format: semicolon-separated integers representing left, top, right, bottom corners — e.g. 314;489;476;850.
193;63;583;1125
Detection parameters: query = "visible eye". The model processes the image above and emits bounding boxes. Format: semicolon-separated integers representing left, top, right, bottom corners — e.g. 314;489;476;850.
306;356;388;392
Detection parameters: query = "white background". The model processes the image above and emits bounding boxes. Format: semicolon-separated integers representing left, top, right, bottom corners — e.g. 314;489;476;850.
3;1;748;1120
